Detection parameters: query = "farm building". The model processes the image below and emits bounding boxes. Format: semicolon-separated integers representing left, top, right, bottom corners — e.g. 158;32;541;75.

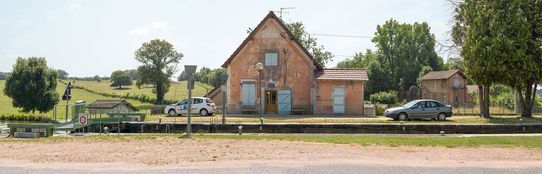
87;100;139;115
420;70;473;107
221;11;368;115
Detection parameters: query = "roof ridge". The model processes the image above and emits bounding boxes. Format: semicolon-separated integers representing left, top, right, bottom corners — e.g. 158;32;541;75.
221;11;322;69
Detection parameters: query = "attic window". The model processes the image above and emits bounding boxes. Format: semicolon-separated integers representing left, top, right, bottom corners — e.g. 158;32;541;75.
264;53;278;66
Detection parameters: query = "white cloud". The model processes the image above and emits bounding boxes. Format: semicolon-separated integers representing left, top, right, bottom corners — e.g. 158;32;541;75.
151;22;168;30
130;28;150;35
129;21;168;36
69;4;80;12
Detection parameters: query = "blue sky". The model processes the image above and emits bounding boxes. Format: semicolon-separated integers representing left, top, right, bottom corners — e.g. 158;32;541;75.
0;0;455;77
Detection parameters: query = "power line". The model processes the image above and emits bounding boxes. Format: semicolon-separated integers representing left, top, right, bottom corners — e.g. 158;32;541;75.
309;33;373;38
309;33;448;42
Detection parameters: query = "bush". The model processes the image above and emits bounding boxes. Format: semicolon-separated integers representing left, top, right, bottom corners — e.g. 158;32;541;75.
0;114;57;123
370;91;398;105
375;105;385;116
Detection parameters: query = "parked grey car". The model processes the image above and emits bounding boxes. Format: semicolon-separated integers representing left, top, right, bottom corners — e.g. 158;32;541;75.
384;100;452;121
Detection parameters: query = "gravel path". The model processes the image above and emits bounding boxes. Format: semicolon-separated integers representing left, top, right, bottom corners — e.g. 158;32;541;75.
0;136;541;169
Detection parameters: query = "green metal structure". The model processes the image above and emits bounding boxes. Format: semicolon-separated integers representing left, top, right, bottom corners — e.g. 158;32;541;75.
8;123;55;138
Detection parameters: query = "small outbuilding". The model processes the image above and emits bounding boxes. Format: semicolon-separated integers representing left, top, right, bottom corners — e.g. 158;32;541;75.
420;70;472;106
87;100;139;115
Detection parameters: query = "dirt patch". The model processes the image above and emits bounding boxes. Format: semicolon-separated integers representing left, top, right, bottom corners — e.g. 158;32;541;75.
0;136;541;169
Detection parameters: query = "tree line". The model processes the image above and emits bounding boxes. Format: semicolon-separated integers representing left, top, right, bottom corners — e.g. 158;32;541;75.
450;0;542;118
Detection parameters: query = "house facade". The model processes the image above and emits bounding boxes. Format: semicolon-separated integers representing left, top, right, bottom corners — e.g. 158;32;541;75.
222;11;368;115
420;70;472;106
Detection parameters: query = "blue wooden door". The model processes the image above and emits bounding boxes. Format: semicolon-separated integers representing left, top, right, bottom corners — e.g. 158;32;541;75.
333;87;345;114
278;89;292;115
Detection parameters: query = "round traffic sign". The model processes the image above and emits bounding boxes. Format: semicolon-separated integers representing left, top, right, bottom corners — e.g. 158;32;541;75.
79;115;87;125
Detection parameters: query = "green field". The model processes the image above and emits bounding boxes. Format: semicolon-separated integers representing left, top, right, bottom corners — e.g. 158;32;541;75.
0;80;214;120
72;80;213;102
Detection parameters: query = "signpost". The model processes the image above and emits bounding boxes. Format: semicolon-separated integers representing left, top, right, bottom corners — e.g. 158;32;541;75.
184;65;197;137
78;113;88;133
62;82;72;123
78;113;88;125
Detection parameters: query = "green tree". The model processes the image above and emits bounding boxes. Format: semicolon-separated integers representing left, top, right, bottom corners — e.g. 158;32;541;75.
369;91;399;105
445;57;465;72
452;0;542;117
195;67;211;83
286;22;334;67
110;70;133;89
57;69;69;80
335;50;377;69
371;19;445;93
3;57;59;113
135;39;183;104
177;70;187;81
93;75;101;82
123;69;139;81
208;68;228;87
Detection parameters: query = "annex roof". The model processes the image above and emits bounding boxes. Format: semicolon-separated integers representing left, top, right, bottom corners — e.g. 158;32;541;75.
421;70;466;80
221;11;322;69
314;68;368;81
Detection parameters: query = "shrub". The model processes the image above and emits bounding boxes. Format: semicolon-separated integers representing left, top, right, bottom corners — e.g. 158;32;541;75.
370;91;398;105
375;105;385;116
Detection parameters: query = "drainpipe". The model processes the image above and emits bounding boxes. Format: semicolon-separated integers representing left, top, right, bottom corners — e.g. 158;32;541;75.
311;65;317;114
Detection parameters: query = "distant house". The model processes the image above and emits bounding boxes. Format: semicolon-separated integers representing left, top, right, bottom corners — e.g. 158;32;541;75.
87;100;139;115
420;70;472;106
221;11;368;115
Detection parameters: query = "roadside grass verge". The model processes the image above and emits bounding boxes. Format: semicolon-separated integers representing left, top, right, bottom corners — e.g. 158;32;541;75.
2;134;542;149
197;134;542;148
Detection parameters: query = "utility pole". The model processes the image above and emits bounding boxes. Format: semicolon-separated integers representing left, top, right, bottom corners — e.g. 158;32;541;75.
184;65;197;137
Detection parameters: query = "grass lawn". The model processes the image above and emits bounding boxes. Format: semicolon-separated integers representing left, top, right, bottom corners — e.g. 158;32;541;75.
0;80;146;120
72;80;213;102
3;134;542;149
197;134;542;148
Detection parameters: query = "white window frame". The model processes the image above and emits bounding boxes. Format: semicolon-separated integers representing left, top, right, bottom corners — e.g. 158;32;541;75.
264;53;278;67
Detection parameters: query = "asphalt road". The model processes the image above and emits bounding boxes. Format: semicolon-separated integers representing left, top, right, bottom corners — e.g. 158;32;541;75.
1;164;539;174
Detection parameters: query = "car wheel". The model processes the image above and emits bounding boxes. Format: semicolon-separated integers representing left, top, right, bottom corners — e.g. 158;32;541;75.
437;113;447;121
168;109;177;116
398;113;408;121
200;109;208;116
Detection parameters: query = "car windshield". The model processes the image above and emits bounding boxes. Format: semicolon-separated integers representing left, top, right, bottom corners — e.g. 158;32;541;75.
403;100;418;108
206;99;214;103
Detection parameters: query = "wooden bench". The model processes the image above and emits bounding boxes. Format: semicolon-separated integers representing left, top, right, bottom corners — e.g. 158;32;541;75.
292;106;306;115
241;106;256;114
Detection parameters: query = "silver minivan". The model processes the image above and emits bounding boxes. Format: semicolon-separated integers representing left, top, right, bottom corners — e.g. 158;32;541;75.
384;99;452;121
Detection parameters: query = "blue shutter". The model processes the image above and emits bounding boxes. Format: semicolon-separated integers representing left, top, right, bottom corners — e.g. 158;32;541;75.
242;83;256;106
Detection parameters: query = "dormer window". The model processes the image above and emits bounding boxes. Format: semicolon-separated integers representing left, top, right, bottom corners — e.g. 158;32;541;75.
264;53;278;67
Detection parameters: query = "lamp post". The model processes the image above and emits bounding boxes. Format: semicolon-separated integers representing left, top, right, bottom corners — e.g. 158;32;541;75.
256;63;264;131
184;65;197;137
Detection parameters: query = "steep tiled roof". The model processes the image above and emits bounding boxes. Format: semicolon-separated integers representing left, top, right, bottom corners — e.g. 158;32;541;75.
314;69;368;81
421;70;466;80
87;100;139;111
221;11;322;69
